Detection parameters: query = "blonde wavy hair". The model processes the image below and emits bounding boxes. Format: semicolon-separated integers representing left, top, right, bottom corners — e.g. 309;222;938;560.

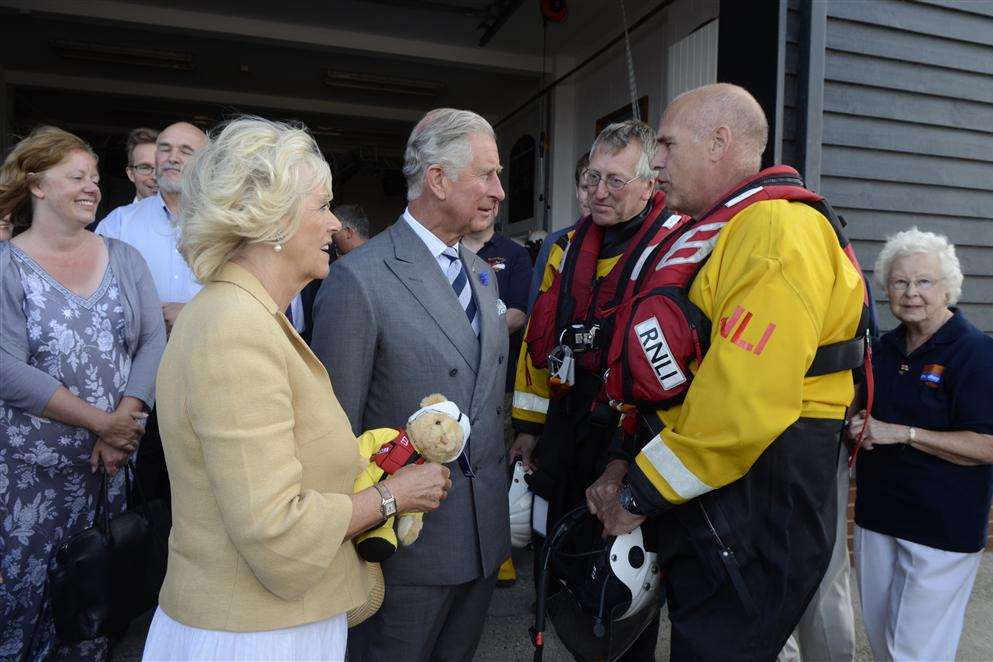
0;126;97;228
179;116;332;282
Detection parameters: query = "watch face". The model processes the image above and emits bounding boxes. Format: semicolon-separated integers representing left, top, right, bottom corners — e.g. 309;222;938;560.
620;486;639;515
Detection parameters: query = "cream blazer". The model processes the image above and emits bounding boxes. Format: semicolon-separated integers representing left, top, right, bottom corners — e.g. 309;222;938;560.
155;262;369;631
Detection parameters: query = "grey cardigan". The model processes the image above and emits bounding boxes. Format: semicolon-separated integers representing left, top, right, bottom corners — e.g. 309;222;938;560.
0;237;166;415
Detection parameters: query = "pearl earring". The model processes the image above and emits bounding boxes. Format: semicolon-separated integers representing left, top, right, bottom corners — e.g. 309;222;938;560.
273;244;283;252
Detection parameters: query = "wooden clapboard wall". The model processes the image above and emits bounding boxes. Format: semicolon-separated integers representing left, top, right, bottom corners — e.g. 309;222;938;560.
787;0;993;335
784;0;993;550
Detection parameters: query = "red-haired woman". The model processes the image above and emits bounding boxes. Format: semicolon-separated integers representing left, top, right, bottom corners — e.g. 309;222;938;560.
0;127;165;660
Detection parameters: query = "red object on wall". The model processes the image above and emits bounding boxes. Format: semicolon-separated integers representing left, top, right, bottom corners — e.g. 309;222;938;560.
540;0;567;23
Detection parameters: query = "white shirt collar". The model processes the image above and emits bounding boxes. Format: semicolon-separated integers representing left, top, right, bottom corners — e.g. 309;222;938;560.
402;207;454;259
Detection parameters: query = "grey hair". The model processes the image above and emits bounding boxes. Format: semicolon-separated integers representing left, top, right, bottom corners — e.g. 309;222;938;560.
588;119;658;180
403;108;495;201
334;203;369;238
874;227;963;305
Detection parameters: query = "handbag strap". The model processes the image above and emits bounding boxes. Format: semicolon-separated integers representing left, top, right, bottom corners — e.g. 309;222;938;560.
125;460;151;514
92;471;111;538
125;460;169;551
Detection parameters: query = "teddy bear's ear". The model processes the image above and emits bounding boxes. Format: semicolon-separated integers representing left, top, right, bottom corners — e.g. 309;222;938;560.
420;393;447;407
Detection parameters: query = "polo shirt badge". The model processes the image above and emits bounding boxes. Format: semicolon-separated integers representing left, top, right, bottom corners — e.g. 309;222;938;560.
920;364;944;388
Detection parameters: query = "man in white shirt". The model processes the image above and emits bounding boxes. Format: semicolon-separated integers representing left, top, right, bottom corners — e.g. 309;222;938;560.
94;121;208;510
97;121;207;332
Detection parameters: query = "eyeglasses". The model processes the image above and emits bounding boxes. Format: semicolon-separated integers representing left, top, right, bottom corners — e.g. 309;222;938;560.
888;278;941;292
128;164;154;175
582;170;642;192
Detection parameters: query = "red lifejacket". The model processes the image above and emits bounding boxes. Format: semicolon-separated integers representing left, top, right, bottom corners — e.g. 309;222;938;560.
372;428;424;475
524;190;691;376
604;166;873;432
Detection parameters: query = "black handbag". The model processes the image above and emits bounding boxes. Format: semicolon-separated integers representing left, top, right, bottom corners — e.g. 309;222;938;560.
49;462;170;642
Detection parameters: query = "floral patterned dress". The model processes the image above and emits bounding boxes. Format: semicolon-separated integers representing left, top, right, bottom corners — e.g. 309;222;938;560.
1;245;130;662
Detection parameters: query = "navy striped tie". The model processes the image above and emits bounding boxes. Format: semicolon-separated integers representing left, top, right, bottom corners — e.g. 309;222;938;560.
442;247;479;336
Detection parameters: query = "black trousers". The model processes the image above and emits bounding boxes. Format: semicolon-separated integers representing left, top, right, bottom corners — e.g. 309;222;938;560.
660;417;843;661
529;370;618;532
530;371;662;661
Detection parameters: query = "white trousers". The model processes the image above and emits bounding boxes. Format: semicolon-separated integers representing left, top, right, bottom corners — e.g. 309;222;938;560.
854;526;982;662
779;446;856;662
142;607;347;661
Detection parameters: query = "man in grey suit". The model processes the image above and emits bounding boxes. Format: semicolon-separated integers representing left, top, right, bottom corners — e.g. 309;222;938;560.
312;108;511;662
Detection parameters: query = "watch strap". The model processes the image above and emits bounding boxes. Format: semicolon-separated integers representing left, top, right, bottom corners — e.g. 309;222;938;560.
373;482;396;518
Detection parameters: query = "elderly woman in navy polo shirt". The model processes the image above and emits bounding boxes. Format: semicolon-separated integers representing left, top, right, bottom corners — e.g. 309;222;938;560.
849;228;993;661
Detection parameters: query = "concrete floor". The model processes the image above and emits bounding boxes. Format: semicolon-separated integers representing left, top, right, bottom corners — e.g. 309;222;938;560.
114;548;993;661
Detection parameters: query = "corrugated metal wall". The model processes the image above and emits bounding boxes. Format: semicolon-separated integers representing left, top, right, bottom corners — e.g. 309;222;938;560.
815;0;993;334
665;19;719;106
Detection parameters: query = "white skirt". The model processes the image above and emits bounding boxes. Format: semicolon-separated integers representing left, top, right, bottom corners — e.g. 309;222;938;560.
142;607;347;661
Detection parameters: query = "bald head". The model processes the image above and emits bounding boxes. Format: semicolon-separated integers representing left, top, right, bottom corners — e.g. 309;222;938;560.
670;83;767;171
652;84;769;216
156;121;208;197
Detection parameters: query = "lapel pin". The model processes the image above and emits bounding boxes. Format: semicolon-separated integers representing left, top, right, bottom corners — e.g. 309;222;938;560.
479;272;490;287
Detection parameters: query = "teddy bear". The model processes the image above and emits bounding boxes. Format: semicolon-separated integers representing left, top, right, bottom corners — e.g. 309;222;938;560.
352;393;470;562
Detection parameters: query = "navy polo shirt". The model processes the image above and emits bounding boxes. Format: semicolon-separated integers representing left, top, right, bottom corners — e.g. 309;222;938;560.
476;232;533;392
855;308;993;552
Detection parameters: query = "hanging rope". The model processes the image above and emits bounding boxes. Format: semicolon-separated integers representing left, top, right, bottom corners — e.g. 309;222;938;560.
619;0;641;122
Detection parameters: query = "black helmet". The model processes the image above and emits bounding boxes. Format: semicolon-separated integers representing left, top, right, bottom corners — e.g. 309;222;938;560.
531;506;663;662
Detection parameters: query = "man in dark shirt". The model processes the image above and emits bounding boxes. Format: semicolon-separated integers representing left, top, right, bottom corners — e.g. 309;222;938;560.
464;203;532;391
464;203;533;588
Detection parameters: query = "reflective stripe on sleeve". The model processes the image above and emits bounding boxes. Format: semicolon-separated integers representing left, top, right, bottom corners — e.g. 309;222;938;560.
641;434;712;501
513;391;550;414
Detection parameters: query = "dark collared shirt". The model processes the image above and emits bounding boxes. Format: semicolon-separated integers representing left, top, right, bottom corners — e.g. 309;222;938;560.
855;308;993;552
476;232;533;391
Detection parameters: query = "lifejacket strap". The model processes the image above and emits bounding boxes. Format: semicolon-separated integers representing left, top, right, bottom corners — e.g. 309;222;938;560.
806;336;866;377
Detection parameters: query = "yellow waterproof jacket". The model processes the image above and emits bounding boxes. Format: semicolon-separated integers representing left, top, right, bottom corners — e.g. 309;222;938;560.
511;233;620;433
629;199;864;512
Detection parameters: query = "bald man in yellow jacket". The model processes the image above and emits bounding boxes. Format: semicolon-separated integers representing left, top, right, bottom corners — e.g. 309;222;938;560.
589;85;865;661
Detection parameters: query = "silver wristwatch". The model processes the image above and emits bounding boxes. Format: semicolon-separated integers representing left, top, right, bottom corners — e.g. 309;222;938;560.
373;483;397;519
618;483;644;517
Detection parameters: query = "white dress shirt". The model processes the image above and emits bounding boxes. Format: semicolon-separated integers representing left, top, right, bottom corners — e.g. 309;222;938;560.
96;193;202;304
402;207;457;278
402;208;479;335
288;294;305;333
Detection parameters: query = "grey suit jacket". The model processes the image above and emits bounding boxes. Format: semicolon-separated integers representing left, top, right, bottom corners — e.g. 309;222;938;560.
312;218;511;586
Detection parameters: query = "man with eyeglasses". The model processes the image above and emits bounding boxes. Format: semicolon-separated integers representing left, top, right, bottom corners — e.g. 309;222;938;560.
510;119;684;660
88;128;159;232
126;127;160;202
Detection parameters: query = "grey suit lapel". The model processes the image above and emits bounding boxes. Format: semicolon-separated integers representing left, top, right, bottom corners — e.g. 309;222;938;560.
463;245;503;418
385;219;480;372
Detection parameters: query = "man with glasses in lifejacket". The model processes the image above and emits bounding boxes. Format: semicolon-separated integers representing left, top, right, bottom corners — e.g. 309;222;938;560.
510;119;688;660
590;84;870;660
